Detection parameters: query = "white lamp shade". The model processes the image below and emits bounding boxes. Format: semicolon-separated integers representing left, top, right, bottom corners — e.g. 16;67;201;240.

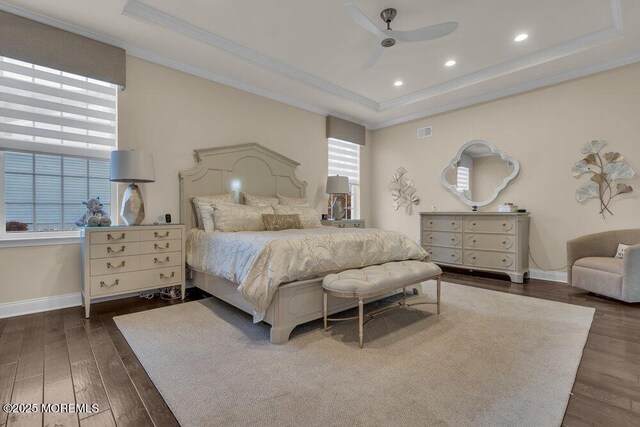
110;150;156;183
326;175;349;194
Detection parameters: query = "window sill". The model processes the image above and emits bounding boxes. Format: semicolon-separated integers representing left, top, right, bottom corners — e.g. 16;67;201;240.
0;232;80;248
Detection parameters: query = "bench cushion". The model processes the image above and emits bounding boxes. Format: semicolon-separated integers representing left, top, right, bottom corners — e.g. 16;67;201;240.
322;261;442;298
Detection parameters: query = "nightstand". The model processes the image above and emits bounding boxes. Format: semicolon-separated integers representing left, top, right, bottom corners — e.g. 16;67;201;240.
321;219;365;229
80;224;185;318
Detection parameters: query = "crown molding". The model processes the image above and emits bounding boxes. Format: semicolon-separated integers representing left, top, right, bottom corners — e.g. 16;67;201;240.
0;1;371;128
122;0;379;110
378;0;624;111
0;0;634;132
121;0;624;113
369;50;640;130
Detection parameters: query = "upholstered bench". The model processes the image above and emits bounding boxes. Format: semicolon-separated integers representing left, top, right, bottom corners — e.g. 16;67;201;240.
322;261;442;348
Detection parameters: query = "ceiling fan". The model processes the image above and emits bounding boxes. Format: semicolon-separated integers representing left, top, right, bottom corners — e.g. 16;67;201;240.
344;3;458;69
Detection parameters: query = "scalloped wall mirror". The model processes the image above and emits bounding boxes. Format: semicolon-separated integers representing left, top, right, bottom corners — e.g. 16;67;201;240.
441;140;520;207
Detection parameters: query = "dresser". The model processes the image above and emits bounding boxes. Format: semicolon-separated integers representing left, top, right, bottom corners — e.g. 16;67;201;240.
81;224;185;317
419;212;530;283
321;219;365;228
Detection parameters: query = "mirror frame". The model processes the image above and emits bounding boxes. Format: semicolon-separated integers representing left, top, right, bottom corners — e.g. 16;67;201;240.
441;140;520;207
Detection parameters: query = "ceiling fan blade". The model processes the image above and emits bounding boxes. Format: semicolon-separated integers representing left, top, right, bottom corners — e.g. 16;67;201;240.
344;3;385;38
390;21;458;43
362;46;384;69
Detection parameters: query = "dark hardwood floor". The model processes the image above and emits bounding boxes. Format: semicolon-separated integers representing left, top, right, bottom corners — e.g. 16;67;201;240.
0;274;638;426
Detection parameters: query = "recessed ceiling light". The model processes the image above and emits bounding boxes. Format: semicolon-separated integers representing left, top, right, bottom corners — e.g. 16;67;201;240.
394;80;404;87
445;60;456;67
514;33;529;42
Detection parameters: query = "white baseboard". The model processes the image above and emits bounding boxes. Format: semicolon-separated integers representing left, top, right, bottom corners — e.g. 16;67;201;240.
0;283;196;319
529;269;568;283
0;293;83;319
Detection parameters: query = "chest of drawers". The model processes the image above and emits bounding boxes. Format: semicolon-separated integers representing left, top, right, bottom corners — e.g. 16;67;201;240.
420;212;530;283
81;224;185;317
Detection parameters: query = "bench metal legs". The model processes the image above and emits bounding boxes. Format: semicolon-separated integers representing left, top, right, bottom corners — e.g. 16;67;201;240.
322;275;442;349
358;299;364;349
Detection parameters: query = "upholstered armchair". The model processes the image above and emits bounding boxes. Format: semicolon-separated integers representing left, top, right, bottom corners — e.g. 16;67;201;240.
567;230;640;302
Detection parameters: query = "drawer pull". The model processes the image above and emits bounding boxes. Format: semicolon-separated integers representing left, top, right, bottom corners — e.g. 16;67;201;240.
100;279;119;288
106;246;126;254
106;261;125;269
472;222;476;226
154;256;171;264
502;259;507;262
154;243;170;250
502;241;507;244
502;223;507;227
450;254;455;257
451;238;455;241
473;239;477;243
107;233;126;241
154;231;170;238
451;222;455;225
160;272;176;279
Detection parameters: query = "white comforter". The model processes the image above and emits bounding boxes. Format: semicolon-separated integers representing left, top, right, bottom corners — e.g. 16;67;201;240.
186;227;427;321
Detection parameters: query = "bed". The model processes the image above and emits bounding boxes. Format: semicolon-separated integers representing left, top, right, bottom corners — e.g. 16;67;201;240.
179;143;426;343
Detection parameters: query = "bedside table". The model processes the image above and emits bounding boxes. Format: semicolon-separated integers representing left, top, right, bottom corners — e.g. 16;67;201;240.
80;224;185;318
321;219;365;229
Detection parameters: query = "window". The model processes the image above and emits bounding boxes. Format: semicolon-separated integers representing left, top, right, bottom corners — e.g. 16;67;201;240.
328;138;360;219
0;55;118;239
456;166;470;191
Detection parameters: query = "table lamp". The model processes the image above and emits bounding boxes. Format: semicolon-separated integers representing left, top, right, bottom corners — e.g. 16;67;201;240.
326;175;349;220
110;150;155;225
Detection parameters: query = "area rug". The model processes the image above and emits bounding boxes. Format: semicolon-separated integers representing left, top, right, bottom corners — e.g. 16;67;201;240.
114;282;594;427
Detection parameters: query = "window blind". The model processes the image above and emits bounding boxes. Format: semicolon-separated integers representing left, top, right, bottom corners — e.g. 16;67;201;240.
456;166;470;191
328;138;359;185
0;55;117;159
4;151;111;232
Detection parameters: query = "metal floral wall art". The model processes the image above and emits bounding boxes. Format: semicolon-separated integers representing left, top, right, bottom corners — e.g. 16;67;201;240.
390;167;419;215
573;140;634;218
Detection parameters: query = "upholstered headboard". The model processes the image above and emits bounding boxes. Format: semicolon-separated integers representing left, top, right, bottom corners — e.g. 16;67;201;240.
179;143;307;230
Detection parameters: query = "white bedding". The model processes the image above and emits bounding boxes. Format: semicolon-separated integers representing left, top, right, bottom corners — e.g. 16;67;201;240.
186;226;427;321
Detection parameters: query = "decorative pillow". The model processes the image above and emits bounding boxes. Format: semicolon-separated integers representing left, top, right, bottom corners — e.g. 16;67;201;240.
213;203;273;232
242;193;280;207
191;193;235;231
276;194;309;206
616;243;631;259
262;214;303;231
273;205;322;229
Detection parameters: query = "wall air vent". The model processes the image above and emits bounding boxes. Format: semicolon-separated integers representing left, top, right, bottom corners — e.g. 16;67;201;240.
417;126;432;138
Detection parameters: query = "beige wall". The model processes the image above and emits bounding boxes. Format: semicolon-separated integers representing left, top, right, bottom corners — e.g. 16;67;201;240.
118;56;371;223
0;56;372;305
0;244;82;303
371;63;640;275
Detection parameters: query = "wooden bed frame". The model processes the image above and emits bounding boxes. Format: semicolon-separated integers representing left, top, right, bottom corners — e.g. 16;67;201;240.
179;143;396;344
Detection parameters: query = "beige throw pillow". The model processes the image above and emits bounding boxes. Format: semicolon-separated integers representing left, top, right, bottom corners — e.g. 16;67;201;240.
191;193;235;231
276;194;309;206
213;203;274;232
273;205;322;229
262;214;303;231
242;193;280;207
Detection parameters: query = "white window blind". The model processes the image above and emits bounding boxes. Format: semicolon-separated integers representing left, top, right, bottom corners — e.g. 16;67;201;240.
457;166;470;191
0;55;117;159
328;138;360;219
328;138;359;185
4;151;111;232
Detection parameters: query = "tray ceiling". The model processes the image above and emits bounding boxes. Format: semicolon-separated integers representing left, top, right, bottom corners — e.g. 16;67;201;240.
2;0;639;129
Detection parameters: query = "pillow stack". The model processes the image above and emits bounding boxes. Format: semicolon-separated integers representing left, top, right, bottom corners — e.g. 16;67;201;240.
192;192;323;232
191;192;235;232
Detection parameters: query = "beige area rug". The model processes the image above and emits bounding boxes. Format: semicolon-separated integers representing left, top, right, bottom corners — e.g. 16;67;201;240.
114;282;594;427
